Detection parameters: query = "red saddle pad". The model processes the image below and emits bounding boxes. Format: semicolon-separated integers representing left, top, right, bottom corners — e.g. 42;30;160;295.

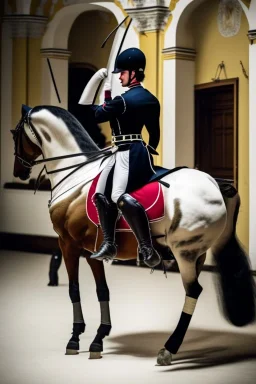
86;174;164;231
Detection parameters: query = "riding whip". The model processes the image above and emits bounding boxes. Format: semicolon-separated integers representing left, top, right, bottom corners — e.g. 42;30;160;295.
47;58;61;103
92;16;132;105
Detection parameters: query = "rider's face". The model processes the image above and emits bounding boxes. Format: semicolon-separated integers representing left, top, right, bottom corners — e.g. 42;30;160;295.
119;70;135;87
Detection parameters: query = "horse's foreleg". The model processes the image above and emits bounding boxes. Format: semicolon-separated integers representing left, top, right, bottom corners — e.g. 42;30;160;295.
157;255;205;366
85;256;112;359
59;238;86;355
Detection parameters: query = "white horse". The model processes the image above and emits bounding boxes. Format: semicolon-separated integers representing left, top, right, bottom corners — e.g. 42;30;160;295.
12;104;255;365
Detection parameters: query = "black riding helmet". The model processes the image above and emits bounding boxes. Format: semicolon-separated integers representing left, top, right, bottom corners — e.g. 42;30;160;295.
112;47;146;75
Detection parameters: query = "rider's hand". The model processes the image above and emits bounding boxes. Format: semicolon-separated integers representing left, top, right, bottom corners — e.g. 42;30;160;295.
98;68;108;80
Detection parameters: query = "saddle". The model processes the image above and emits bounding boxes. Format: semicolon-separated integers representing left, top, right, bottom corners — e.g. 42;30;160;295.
86;167;237;231
87;173;165;231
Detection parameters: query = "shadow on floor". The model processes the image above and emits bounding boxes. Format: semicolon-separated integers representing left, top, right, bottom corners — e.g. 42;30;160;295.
100;328;256;370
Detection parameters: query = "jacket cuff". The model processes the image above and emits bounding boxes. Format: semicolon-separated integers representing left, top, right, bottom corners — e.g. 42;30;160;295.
104;90;112;100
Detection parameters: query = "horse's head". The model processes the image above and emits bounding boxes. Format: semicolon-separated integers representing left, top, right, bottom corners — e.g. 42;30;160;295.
12;105;42;180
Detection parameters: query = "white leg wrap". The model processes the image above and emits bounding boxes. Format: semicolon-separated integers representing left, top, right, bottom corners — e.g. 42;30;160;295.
73;302;84;323
182;296;197;315
100;301;111;325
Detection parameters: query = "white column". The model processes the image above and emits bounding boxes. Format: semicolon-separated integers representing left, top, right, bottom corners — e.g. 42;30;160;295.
162;58;176;168
249;41;256;270
162;47;196;169
41;49;71;108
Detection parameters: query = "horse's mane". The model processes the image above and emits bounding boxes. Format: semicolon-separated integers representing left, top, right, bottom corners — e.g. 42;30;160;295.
32;105;100;154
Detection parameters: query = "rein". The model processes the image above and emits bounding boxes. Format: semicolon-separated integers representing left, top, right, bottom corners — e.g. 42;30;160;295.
35;147;114;202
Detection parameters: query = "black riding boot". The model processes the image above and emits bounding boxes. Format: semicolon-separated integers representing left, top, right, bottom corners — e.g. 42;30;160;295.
90;193;118;261
117;194;161;268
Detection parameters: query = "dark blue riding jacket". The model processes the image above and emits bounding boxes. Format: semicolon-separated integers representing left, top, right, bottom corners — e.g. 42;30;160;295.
91;84;160;192
91;84;160;151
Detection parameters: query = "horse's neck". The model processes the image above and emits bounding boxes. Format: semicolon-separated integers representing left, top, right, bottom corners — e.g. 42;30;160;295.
49;157;104;207
31;109;96;188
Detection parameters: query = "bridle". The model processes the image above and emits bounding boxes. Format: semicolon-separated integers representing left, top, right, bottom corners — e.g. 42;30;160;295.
12;109;115;198
12;111;38;170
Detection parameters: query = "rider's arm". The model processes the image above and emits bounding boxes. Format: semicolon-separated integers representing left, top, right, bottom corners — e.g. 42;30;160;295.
91;96;125;124
145;102;160;153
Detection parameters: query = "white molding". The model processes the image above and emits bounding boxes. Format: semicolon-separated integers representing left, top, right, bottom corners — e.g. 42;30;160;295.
118;0;171;7
2;15;48;38
40;48;72;59
163;46;196;60
247;29;256;44
125;5;170;32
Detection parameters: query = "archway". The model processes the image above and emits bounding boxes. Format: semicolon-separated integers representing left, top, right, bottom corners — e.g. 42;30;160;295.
40;2;139;108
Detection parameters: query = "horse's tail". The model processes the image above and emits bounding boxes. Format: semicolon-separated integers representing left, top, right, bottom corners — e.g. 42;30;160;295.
211;188;256;327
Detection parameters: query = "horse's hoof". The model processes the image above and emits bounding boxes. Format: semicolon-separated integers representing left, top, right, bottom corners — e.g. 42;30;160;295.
157;348;172;366
89;351;102;359
65;349;79;355
66;340;79;355
48;282;58;286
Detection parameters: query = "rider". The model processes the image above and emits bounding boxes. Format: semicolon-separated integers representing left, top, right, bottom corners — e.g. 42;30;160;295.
90;47;161;268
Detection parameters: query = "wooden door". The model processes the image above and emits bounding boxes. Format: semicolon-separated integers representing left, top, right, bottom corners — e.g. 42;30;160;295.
195;79;238;185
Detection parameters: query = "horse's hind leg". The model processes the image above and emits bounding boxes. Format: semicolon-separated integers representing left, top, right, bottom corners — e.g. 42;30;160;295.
59;238;86;355
157;254;205;366
85;256;112;359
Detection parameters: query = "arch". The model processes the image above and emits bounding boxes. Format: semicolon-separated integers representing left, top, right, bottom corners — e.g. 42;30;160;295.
40;2;139;107
164;0;250;49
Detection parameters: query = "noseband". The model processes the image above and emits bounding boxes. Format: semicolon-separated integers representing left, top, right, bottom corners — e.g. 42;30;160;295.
13;111;37;169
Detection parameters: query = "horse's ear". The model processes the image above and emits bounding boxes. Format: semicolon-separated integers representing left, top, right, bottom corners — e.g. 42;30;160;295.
21;104;32;117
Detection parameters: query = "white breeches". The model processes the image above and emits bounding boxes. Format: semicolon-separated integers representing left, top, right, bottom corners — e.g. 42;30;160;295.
96;150;130;203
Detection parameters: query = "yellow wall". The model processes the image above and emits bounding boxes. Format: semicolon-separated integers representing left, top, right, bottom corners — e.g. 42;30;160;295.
12;38;28;126
241;0;251;8
191;0;249;249
68;11;117;141
12;37;43;127
28;38;43;107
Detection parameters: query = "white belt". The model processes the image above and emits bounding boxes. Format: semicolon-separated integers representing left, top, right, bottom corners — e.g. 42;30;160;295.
112;134;142;144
